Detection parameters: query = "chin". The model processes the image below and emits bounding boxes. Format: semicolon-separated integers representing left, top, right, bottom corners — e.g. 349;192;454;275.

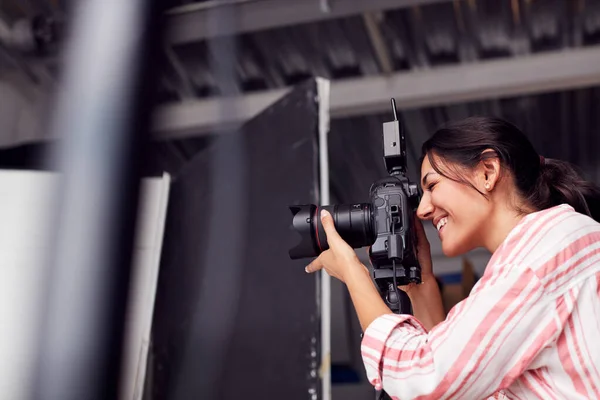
441;241;470;258
442;248;462;258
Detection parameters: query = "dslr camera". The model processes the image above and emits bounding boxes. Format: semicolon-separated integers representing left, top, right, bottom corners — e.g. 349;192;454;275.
289;99;422;313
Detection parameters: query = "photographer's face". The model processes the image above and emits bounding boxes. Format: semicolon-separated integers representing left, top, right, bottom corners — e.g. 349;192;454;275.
416;156;490;257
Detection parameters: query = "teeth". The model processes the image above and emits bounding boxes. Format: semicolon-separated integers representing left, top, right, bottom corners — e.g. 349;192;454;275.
436;217;448;231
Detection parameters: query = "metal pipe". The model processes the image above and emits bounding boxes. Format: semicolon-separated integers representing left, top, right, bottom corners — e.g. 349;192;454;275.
316;77;332;400
30;0;166;399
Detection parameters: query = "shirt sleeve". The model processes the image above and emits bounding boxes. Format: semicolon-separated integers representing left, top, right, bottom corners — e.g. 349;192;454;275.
360;265;559;399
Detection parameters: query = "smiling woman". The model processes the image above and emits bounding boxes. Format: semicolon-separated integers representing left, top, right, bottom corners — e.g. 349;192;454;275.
305;116;600;399
418;117;600;257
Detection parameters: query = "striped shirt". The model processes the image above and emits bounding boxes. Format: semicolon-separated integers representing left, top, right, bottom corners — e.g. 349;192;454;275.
361;204;600;399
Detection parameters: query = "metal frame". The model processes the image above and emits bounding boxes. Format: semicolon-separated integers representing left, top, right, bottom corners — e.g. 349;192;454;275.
152;46;600;139
317;77;332;400
166;0;452;45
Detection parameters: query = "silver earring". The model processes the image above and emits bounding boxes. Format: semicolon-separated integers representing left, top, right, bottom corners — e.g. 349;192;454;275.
485;183;491;190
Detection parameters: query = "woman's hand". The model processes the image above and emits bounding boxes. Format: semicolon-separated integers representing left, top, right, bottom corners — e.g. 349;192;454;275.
413;216;434;276
305;209;392;331
398;216;434;294
304;209;367;283
362;214;434;282
401;216;446;329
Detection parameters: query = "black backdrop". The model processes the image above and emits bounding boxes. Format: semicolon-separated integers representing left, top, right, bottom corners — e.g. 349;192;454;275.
147;79;322;400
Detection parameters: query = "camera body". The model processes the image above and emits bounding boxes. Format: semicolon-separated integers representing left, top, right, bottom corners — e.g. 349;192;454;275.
368;174;420;311
288;99;422;312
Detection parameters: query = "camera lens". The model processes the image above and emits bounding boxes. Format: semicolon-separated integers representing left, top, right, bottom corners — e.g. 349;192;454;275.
289;203;375;259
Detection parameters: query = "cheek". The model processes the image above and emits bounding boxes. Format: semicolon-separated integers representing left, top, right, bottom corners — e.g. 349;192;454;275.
456;191;488;221
433;183;485;217
436;186;489;255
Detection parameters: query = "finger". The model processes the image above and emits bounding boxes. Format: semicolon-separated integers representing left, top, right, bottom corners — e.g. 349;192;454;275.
320;209;342;244
305;256;323;273
413;214;430;246
365;246;373;266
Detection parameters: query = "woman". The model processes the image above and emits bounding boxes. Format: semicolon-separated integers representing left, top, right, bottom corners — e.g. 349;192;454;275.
305;117;600;399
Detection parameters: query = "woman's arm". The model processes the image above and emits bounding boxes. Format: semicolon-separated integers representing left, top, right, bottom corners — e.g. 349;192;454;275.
399;217;446;331
342;262;446;332
343;262;393;331
306;210;557;399
305;209;445;331
403;274;446;331
361;265;556;399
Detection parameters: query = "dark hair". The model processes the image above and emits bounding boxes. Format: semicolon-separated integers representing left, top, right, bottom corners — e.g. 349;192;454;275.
421;116;600;222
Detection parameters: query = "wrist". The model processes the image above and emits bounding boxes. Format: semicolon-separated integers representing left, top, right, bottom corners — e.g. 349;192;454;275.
344;259;370;284
405;273;438;299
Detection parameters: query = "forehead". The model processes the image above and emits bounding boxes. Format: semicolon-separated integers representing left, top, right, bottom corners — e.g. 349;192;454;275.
420;155;434;174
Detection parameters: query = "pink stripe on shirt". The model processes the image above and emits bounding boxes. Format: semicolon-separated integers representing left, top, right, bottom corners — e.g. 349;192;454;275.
361;205;600;399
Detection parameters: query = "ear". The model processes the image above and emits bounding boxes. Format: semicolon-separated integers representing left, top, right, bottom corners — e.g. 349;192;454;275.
477;149;501;192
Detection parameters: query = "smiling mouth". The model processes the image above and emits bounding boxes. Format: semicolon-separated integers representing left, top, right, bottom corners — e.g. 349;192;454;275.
436;217;448;232
438;224;446;237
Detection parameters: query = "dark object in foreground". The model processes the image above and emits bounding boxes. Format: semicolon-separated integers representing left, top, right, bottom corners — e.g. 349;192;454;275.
289;98;422;308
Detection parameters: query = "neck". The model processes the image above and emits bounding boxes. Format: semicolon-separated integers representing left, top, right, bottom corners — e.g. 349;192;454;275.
483;199;532;253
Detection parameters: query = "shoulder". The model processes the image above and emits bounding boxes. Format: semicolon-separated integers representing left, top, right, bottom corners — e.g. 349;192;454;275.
499;204;600;291
535;204;600;242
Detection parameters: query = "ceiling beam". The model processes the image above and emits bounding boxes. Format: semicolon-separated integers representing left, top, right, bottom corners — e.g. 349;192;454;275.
152;46;600;139
152;87;289;138
363;12;395;75
166;0;452;45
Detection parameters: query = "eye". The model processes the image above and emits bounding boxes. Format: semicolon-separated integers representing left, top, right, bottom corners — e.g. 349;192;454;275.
426;181;437;191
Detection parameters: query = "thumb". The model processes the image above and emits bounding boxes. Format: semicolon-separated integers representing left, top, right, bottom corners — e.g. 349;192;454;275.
320;209;341;243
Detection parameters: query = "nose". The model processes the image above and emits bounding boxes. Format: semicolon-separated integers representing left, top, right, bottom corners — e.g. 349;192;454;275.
417;193;434;220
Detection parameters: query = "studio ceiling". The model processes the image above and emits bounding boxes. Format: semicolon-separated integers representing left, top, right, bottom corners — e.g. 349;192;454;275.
0;0;599;204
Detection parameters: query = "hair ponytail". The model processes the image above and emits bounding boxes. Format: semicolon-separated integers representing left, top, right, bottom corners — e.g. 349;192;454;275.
529;158;600;222
422;117;600;222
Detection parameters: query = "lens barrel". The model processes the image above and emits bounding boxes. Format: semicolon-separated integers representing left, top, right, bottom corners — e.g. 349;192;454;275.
289;203;375;259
